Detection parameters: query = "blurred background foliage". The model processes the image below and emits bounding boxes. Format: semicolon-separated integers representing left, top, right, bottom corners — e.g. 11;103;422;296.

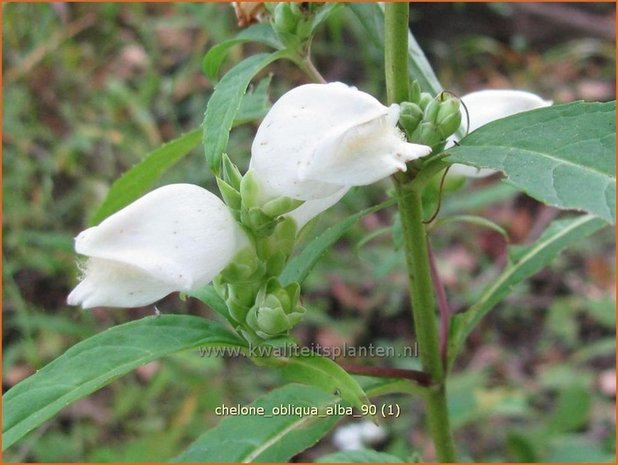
2;2;615;462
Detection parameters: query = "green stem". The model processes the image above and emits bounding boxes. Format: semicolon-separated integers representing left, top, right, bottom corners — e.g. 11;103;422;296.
384;2;409;104
395;185;443;381
298;54;326;84
385;3;457;462
288;47;327;84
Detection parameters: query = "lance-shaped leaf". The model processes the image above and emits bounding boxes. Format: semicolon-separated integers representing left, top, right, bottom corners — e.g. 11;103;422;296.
264;353;372;412
317;450;405;463
89;128;202;226
175;383;343;462
448;214;608;367
446;101;616;224
2;315;245;450
89;81;272;226
280;198;396;286
203;51;288;176
203;23;283;81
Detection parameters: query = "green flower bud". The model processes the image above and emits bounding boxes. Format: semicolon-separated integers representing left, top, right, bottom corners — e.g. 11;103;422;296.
245;279;305;338
213;275;228;300
262;216;297;260
226;283;256;323
248;300;289;338
437;111;462;140
286;305;305;327
261;196;304;218
398;102;424;138
222;153;243;191
265;251;286;277
216;178;242;213
220;247;263;283
418;92;433;110
436;95;462;139
409;80;421;104
289;2;302;15
423;98;441;123
241;207;278;237
294;18;313;40
413;121;444;148
273;2;298;35
240;171;261;209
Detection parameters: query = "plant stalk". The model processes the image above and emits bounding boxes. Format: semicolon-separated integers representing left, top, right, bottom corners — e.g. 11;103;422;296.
385;2;457;461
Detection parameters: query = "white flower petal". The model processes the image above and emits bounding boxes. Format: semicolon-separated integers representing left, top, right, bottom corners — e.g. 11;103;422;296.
460;89;552;132
250;82;431;200
287;188;348;229
449;89;552;178
68;258;177;309
301;104;431;185
69;183;247;308
448;164;498;178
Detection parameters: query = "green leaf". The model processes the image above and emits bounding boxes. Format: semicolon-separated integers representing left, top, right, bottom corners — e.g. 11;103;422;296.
317;450;405;463
547;385;591;434
2;315;244;450
433;214;509;240
310;2;345;32
448;214;607;367
280;198;396;285
175;383;343;462
88;81;274;226
202;23;283;81
187;285;233;325
268;353;372;412
89;128;202;225
545;435;614;463
234;74;272;125
446;101;616;224
441;183;519;215
349;2;442;96
203;51;288;176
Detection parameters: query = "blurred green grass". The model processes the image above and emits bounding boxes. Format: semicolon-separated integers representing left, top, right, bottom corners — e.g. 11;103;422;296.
3;2;615;462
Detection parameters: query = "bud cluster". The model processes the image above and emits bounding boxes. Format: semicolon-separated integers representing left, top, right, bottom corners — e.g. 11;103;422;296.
217;154;302;238
270;2;316;49
398;81;462;152
215;154;305;343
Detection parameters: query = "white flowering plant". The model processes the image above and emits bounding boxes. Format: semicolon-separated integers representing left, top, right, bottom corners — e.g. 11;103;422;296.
3;3;615;463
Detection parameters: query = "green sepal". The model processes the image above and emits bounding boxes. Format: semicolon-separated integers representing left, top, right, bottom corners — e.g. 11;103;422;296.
241;207;279;237
409;80;421;104
264;216;298;258
222;153;243;191
262;196;304;217
437;111;462;139
245;278;306;339
418;92;433;110
216;177;242;213
240;170;261;209
219;247;263;283
273;2;298;35
265;251;287;277
212;275;228;300
412;121;443;148
399;102;424;138
226;283;257;323
423;97;441;122
436;95;461;138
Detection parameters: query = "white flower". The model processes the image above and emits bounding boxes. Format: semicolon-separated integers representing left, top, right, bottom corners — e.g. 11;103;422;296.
68;184;248;309
249;82;432;225
449;89;552;177
333;420;387;451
